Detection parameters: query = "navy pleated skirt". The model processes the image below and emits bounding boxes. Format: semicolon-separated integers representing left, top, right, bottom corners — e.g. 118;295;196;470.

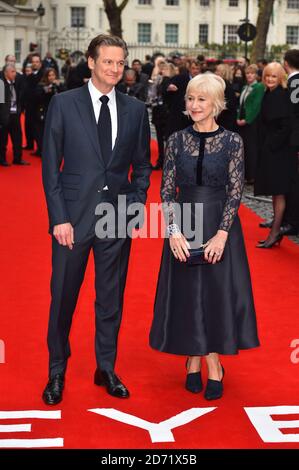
149;186;260;355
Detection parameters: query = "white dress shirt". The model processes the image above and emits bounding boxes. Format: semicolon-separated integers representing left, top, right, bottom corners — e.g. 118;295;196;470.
88;78;118;149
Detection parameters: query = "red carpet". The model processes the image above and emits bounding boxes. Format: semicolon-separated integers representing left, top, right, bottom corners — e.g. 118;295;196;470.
0;140;299;448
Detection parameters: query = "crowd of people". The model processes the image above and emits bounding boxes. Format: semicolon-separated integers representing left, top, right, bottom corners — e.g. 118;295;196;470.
0;48;298;245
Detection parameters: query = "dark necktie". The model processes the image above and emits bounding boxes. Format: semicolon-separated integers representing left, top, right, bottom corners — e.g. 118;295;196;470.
97;95;112;166
9;82;17;113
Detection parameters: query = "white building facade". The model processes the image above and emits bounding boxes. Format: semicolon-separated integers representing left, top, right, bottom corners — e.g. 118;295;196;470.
1;0;299;66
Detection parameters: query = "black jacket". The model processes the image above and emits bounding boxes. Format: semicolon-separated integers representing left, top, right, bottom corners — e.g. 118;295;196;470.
288;72;299;148
42;84;151;242
0;76;23;127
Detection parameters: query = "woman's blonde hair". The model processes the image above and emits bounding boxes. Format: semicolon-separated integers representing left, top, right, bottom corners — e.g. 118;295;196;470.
163;62;177;78
216;63;233;83
185;73;226;117
245;64;258;75
262;62;287;89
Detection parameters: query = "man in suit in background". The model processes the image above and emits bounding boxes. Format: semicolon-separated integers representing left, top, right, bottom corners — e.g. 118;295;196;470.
283;49;299;236
0;64;29;166
42;34;151;405
23;53;43;155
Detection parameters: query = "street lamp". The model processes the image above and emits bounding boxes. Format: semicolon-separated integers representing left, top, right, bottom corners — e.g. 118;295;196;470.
37;2;46;19
37;2;46;56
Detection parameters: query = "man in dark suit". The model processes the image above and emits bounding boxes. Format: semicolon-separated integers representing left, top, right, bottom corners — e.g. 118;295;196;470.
282;49;299;235
42;51;59;77
131;59;149;86
23;53;43;155
42;34;151;405
117;68;147;102
163;61;201;140
0;64;29;166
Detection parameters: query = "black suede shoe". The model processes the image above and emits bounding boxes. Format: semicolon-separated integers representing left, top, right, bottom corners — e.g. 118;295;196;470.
42;373;65;405
94;369;130;398
0;161;10;167
185;372;203;393
185;358;203;393
204;366;225;400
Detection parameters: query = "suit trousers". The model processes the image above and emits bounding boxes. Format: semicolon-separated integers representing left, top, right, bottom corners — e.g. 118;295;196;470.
24;109;34;148
0;113;22;163
47;230;132;379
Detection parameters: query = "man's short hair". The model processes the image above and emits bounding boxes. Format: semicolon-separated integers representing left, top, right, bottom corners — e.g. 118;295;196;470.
284;49;299;70
87;34;128;61
3;64;16;73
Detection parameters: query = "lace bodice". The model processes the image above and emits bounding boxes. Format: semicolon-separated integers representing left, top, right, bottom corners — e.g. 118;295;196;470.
161;125;244;233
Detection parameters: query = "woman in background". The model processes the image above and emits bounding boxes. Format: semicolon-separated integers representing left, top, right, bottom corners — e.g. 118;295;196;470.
215;63;238;131
236;64;264;184
255;62;294;248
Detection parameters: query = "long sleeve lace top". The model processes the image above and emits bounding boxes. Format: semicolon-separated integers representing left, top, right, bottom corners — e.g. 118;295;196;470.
161;125;244;233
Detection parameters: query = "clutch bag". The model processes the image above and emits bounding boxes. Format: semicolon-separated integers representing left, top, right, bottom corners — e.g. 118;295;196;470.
187;244;209;266
186;243;224;266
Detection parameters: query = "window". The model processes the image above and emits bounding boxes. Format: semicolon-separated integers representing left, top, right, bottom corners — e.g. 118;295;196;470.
200;0;210;6
223;24;239;44
166;0;179;5
165;24;179;44
138;0;152;4
138;23;152;43
286;26;299;44
287;0;299;8
99;7;104;29
52;6;57;30
229;0;239;6
71;7;86;28
14;39;22;63
199;24;209;43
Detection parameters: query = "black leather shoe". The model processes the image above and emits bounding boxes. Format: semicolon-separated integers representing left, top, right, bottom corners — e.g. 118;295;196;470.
0;161;10;167
42;373;65;405
94;369;130;398
280;223;298;236
256;233;283;248
259;220;273;228
204;366;225;400
13;160;30;166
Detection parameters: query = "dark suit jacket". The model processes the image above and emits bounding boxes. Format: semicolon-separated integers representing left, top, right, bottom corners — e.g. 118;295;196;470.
164;72;190;137
23;69;44;110
0;77;23;127
42;84;151;242
288;72;299;148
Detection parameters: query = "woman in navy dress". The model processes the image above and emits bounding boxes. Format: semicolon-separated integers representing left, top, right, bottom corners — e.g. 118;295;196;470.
150;74;259;400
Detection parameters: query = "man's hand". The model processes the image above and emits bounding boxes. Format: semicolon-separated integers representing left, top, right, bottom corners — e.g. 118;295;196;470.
167;84;178;92
53;223;74;250
237;119;246;127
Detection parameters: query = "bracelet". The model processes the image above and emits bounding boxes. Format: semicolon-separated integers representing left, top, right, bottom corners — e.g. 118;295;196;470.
166;224;181;237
